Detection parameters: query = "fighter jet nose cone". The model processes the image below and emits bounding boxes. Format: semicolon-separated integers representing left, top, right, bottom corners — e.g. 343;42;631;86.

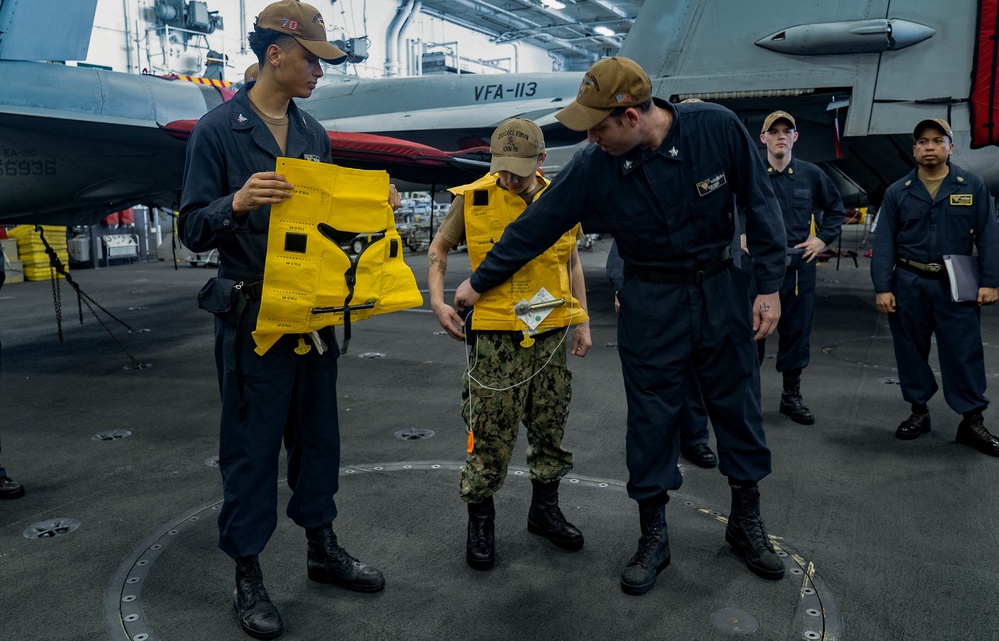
886;19;935;50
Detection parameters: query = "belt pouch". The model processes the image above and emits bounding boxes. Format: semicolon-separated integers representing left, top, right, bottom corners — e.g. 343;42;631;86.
197;277;241;322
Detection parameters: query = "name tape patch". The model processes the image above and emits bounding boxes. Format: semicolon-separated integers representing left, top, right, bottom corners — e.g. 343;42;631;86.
696;172;726;197
950;194;973;206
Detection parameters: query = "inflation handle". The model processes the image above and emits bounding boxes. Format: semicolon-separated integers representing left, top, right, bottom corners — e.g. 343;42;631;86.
514;298;565;316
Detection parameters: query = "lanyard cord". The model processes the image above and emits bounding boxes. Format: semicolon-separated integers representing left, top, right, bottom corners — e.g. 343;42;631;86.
464;313;571;392
461;255;577;452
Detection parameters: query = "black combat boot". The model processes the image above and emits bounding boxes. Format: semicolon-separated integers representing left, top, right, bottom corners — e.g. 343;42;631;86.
306;524;385;592
466;497;495;570
725;483;785;580
620;499;671;595
779;370;815;425
896;403;931;440
955;411;999;456
233;555;283;640
527;479;584;551
0;475;25;499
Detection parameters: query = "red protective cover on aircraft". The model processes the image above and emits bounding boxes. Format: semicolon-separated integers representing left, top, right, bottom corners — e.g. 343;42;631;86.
971;0;999;148
161;120;483;161
325;131;487;166
161;121;487;186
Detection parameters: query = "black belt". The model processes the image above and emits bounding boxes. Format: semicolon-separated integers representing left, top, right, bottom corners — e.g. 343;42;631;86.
237;281;263;300
896;258;947;278
627;259;733;285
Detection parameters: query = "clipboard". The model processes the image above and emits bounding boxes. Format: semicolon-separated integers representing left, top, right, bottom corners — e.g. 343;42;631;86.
943;255;980;302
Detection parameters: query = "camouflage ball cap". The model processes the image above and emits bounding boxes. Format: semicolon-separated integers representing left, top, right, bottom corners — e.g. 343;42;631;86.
555;57;653;131
255;0;348;64
490;118;545;177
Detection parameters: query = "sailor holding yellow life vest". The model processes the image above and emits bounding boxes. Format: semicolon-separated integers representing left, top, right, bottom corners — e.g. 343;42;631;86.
427;117;591;571
178;2;413;636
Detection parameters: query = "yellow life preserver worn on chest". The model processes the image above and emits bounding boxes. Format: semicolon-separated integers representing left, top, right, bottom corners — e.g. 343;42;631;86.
453;174;588;331
252;158;423;354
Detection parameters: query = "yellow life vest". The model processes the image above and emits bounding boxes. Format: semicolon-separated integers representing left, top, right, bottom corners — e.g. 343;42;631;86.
252;158;423;354
452;174;588;332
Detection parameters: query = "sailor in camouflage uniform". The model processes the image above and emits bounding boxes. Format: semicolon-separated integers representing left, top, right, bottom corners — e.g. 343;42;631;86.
427;118;592;570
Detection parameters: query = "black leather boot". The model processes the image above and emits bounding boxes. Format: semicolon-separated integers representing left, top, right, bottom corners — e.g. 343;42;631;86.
779;371;815;425
527;479;584;551
466;497;495;570
306;524;385;592
0;475;25;499
956;411;999;456
233;556;283;640
725;483;785;580
896;404;931;440
620;499;671;595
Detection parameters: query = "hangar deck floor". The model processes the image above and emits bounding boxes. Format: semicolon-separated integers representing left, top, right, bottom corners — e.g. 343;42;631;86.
1;231;996;641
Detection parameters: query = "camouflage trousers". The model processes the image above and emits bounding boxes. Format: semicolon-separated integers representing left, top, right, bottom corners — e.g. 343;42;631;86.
459;329;574;504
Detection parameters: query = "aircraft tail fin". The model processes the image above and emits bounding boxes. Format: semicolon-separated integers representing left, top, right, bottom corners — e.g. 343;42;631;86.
618;0;701;77
0;0;98;61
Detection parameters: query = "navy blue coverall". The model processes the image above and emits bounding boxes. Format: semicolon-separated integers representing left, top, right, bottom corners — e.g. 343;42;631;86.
470;100;787;503
871;164;999;415
759;158;845;372
606;240;709;451
179;83;342;559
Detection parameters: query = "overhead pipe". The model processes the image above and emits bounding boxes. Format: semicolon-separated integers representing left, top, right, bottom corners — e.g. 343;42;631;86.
405;37;417;76
396;0;422;77
122;0;133;73
240;0;248;54
385;0;418;77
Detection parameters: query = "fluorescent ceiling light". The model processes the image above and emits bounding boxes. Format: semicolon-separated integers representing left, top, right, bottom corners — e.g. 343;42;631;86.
594;26;616;37
541;0;566;9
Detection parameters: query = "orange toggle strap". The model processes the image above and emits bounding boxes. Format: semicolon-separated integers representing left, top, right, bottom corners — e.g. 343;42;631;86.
466;431;474;453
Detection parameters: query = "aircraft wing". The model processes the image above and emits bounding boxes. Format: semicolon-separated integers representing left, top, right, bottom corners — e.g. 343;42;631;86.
0;110;193;226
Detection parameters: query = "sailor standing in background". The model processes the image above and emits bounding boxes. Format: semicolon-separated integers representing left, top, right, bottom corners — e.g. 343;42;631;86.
871;118;999;455
757;110;846;425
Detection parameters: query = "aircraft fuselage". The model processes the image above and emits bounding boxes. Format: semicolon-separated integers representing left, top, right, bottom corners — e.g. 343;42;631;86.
304;72;586;151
